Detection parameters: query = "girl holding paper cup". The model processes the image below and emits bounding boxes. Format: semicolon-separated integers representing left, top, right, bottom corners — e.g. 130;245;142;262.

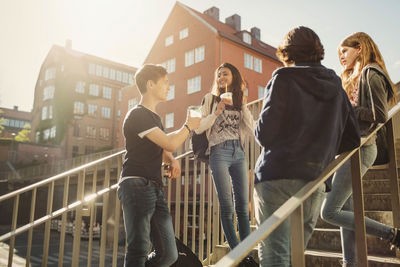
194;62;257;265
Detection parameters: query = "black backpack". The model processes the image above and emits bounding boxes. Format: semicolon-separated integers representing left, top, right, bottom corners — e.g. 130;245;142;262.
191;95;217;163
171;238;203;267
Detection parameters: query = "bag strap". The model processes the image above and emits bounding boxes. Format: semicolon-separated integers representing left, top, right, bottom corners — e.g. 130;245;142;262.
209;95;217;115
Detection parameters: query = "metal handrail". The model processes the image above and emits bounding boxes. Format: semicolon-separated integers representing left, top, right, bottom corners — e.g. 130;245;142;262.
214;101;400;266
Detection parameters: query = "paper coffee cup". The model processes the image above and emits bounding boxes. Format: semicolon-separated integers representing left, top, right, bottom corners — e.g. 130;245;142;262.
220;92;233;105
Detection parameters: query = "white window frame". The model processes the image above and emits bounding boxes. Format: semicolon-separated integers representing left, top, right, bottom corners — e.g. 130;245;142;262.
165;113;174;129
74;101;84;114
258;86;265;99
44;67;56;81
88;104;97;116
244;53;253;69
41;106;48;120
116;71;122;82
122;72;129;83
243;32;252;44
89;84;99;96
195;46;205;63
99;127;110;140
50;126;56;138
101;107;111;118
165;35;174;46
43;129;50;140
102;66;109;78
187;76;201;94
110;68;116;80
43;86;55;100
128;98;138;110
179;28;188;39
103;86;112;99
185;50;194;67
167;85;175;101
166;58;176;73
86;126;96;139
75;81;85;94
254;57;262;73
96;65;102;76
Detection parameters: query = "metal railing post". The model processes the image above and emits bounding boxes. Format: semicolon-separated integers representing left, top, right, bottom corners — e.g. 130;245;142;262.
42;181;54;267
58;176;70;267
72;170;85;267
26;187;36;267
99;161;111;267
8;195;19;267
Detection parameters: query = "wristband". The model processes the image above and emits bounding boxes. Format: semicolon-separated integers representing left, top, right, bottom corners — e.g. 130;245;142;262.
184;124;191;133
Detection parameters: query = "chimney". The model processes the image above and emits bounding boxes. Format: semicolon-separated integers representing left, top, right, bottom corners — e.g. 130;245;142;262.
251;27;261;40
13;106;18;111
65;39;72;50
204;7;219;21
225;14;241;31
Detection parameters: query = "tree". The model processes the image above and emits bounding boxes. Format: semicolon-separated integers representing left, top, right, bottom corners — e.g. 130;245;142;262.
14;124;31;142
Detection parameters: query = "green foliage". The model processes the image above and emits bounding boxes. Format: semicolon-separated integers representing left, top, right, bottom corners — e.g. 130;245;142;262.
0;109;4;134
14;124;31;142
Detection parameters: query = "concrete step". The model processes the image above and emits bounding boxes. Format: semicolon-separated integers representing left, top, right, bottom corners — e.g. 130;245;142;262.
364;194;395;211
363;179;400;194
305;249;400;266
307;228;396;257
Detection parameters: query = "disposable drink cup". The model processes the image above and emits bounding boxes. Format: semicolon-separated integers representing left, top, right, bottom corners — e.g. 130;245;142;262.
188;106;202;118
220;92;233;105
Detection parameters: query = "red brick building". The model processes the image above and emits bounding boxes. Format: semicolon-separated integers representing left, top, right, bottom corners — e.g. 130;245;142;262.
120;2;282;139
31;42;137;158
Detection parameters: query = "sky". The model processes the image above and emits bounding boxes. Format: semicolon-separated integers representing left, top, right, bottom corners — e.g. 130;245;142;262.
0;0;399;112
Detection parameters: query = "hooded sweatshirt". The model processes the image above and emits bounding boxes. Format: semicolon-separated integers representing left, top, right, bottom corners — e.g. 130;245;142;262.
254;63;360;184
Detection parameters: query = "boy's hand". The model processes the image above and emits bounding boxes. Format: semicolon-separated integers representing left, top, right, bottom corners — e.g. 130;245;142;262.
167;159;181;179
186;112;201;131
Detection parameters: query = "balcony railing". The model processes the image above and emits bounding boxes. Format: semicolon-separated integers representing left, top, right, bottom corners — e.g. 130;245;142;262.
0;98;399;267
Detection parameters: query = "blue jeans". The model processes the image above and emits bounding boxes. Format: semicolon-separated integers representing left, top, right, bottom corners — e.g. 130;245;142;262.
254;179;325;267
321;144;393;266
117;178;178;267
209;140;250;249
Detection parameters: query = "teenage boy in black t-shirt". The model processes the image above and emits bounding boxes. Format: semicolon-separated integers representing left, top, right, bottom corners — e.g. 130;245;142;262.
117;64;200;267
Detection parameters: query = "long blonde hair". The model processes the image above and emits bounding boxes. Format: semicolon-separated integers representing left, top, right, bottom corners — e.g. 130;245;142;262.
338;32;397;105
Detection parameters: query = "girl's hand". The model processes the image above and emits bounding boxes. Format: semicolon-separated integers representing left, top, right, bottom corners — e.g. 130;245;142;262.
215;101;225;116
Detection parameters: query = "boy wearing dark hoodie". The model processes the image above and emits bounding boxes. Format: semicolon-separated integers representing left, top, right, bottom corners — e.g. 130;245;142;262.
253;26;360;267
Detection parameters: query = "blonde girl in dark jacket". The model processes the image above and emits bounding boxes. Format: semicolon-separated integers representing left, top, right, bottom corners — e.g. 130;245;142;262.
321;32;398;267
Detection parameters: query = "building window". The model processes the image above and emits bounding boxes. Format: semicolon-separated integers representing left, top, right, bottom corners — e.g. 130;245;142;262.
44;67;56;81
89;63;95;75
50;126;56;138
96;65;102;76
185;50;194;67
43;86;55;100
43;129;50;140
129;74;134;85
187;76;201;94
128;98;138;110
195;46;205;63
165;113;174;128
73;101;84;114
85;146;95;154
118;90;122;102
48;105;53;119
73;123;80;137
86;126;96;138
75;81;85;94
244;53;253;69
110;68;116;80
179;28;188;39
162;58;176;73
89;84;99;96
99;127;110;140
122;72;129;83
103;86;112;99
117;109;120;117
165;35;174;46
167;85;175;101
254;57;262;73
102;66;109;78
41;106;48;120
116;71;122;82
243;32;252;44
88;104;97;116
101;107;111;118
35;131;40;143
258;86;265;99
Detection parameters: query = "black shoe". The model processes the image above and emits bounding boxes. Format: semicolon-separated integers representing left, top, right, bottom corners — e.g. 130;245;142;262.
238;256;258;267
390;228;400;250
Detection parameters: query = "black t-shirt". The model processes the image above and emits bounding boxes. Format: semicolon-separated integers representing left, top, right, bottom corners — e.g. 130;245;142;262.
121;105;164;184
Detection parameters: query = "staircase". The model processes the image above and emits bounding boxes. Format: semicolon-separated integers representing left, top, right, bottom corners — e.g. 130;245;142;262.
210;141;400;267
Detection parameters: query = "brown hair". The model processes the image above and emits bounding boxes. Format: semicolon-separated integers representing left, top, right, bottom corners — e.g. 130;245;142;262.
276;26;324;66
135;64;168;94
339;32;397;105
211;63;245;109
